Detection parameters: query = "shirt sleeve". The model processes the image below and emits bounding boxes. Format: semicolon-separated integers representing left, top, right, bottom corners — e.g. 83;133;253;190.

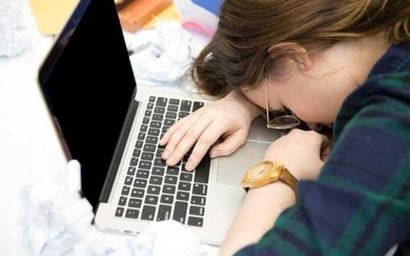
234;74;410;256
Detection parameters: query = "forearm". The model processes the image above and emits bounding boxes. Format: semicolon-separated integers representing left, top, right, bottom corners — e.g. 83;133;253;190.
219;182;296;256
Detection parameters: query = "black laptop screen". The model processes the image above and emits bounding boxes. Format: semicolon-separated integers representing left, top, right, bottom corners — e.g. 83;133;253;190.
38;0;136;209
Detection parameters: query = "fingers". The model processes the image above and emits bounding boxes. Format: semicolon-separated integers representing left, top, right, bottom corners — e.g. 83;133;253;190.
160;115;248;171
209;131;247;158
160;109;219;168
160;111;204;163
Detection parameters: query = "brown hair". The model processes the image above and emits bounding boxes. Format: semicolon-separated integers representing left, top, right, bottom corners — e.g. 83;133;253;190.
191;0;410;97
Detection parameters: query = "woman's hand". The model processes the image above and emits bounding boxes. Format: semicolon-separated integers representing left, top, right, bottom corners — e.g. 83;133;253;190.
159;90;261;171
263;129;331;180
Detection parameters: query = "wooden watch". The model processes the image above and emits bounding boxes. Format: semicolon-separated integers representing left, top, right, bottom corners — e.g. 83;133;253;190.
241;161;298;192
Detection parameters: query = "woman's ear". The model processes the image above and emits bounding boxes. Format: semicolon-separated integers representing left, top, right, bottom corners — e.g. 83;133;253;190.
267;42;312;71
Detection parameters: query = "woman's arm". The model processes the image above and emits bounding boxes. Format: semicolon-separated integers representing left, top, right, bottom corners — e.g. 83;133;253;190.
220;129;329;255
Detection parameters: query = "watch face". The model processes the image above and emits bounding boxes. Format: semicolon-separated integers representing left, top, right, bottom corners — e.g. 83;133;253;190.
247;161;273;180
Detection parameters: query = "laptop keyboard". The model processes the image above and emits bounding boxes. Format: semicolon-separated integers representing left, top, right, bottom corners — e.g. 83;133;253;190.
114;96;210;227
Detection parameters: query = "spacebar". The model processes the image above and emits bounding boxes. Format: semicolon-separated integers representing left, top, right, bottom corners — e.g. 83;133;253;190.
194;154;210;184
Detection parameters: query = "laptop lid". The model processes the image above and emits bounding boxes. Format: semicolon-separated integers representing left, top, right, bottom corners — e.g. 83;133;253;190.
38;0;136;209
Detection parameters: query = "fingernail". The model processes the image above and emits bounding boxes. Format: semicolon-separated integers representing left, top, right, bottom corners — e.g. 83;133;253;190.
185;161;193;171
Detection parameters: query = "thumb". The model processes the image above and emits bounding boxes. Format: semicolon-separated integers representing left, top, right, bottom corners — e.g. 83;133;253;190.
209;131;247;158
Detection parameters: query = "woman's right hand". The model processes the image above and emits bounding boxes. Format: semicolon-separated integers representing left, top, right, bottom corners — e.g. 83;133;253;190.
159;90;261;171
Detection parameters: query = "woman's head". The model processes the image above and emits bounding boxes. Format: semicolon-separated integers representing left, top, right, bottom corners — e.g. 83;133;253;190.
192;0;409;96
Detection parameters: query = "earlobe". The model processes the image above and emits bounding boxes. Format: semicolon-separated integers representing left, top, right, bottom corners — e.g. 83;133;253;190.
267;42;312;70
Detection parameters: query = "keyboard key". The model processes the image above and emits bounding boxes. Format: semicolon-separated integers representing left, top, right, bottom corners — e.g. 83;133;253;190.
152;114;164;121
152;167;165;176
154;107;165;114
129;157;138;167
192;183;207;195
188;217;203;227
178;112;189;119
132;149;141;157
121;186;130;195
149;175;163;185
141;205;156;220
193;101;204;111
138;161;152;170
133;179;147;188
169;98;179;105
118;196;127;206
125;209;139;219
157;204;172;221
136;170;149;179
164;175;177;184
144;110;152;117
147;185;161;195
145;195;159;205
131;188;144;198
127;166;136;175
180;100;191;112
154;158;166;167
164;119;175;126
162;185;176;194
143;144;156;152
150;121;161;128
176;191;189;201
191;196;206;206
146;136;157;144
124;176;133;185
140;124;148;132
167;105;178;112
173;201;188;224
141;152;154;161
165;112;177;119
156;97;167;107
178;182;191;191
194;154;210;184
160;194;174;204
189;206;205;216
167;166;179;175
128;198;142;208
115;207;124;217
149;96;156;102
135;140;143;148
180;172;193;182
138;132;145;140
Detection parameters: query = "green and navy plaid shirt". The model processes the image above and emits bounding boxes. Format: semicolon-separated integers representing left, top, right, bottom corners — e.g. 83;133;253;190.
236;41;410;256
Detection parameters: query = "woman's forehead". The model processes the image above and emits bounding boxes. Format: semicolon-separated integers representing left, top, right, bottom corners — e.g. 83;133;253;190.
240;83;284;110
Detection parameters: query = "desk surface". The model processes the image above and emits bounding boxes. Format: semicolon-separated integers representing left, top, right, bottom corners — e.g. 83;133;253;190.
0;1;211;255
0;1;68;255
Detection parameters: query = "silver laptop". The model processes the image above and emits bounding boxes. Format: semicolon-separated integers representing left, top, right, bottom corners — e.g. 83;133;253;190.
38;0;280;245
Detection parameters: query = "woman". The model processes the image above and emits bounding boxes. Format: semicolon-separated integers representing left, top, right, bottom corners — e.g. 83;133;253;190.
160;0;410;255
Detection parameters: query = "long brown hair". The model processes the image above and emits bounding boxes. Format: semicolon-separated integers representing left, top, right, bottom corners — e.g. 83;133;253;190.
191;0;410;97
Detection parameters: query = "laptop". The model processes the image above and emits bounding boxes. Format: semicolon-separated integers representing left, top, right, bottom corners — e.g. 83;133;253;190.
38;0;281;245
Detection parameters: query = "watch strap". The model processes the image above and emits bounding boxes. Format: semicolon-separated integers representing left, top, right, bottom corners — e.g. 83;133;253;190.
279;165;298;192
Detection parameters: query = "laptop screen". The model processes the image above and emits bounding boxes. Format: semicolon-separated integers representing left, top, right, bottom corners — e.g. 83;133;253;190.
38;0;136;209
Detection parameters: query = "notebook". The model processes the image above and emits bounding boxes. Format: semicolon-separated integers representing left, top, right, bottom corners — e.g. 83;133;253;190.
38;0;281;245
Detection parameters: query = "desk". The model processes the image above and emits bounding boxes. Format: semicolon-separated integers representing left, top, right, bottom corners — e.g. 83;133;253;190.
0;1;212;255
0;1;67;255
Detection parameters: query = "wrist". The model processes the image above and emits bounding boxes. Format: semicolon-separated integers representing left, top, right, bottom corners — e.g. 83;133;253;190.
228;90;261;119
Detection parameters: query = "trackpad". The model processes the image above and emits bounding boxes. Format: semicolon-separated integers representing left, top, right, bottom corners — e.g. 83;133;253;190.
216;140;270;186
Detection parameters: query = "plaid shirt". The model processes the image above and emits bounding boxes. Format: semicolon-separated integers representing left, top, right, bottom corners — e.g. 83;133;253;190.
236;41;410;256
